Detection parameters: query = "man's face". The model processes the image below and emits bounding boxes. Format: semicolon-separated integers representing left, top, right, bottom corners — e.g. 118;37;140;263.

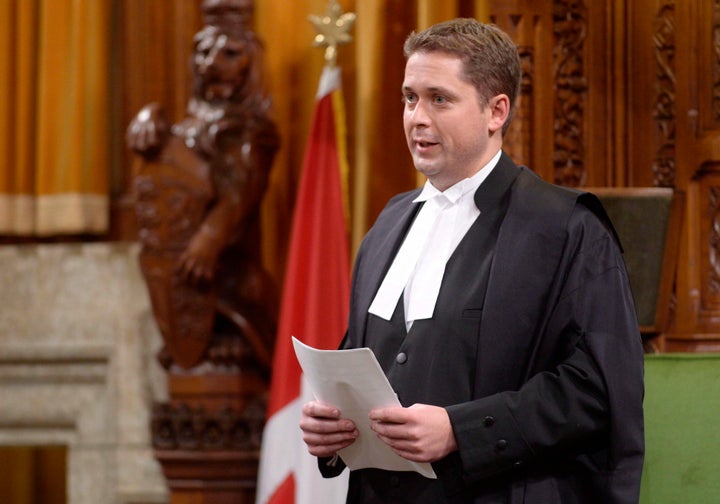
402;51;500;191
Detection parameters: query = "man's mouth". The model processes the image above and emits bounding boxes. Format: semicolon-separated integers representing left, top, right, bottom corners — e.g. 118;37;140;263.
415;139;439;151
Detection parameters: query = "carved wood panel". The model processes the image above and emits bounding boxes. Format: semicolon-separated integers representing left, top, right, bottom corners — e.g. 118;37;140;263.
710;0;720;127
486;0;720;350
552;0;589;186
488;0;615;186
652;1;677;189
669;170;720;351
657;0;720;350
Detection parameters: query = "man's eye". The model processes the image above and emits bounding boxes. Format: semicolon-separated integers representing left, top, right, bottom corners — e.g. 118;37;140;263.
403;94;417;104
433;95;447;104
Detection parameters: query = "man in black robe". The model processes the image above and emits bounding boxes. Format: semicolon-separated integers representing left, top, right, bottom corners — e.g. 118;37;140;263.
299;18;644;504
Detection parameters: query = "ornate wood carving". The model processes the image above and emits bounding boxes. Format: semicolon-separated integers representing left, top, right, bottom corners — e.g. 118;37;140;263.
552;0;588;187
126;0;276;501
152;401;265;451
713;0;720;123
505;45;534;167
653;0;677;188
486;11;537;170
708;185;720;296
693;172;720;341
127;0;278;374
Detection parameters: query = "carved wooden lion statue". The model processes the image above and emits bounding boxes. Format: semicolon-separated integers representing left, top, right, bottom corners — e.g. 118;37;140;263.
127;0;278;373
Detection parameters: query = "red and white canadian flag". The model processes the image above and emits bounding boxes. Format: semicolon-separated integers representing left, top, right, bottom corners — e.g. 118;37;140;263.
255;64;351;504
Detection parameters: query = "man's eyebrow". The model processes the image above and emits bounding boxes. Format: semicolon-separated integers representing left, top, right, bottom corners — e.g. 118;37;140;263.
402;84;453;95
427;86;452;95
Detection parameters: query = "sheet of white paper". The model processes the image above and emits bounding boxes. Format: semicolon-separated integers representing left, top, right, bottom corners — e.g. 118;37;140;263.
292;336;436;479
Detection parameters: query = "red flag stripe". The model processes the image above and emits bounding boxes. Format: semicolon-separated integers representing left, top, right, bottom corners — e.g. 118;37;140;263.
266;86;350;417
257;65;351;504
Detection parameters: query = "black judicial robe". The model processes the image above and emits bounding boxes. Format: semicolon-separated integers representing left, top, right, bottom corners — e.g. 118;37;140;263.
322;152;644;504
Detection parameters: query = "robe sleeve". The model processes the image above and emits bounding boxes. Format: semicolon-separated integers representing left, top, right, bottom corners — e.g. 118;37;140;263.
445;201;644;497
318;454;347;478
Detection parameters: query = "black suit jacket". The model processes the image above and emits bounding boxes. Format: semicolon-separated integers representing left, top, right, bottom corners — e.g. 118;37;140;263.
329;153;644;503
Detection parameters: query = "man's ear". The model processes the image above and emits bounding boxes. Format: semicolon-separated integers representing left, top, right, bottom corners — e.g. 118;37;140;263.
488;94;510;133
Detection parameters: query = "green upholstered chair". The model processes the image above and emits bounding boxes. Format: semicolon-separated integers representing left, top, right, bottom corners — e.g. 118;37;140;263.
640;353;720;503
584;187;685;351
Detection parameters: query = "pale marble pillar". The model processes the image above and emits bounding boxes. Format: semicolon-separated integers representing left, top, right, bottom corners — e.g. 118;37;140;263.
0;243;168;504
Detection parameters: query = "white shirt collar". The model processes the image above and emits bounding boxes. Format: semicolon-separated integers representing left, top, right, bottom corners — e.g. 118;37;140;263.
412;149;503;204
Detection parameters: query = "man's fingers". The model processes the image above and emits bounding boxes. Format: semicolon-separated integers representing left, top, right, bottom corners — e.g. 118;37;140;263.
302;430;358;447
299;401;357;434
303;437;355;458
299;416;356;434
302;401;340;419
369;406;408;423
371;421;417;441
299;400;359;458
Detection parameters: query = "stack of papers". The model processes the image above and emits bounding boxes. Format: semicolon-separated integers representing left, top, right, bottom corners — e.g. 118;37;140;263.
292;337;437;479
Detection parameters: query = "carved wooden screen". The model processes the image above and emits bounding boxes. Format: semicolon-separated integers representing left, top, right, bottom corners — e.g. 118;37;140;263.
488;0;619;187
670;0;720;351
486;0;720;351
616;0;720;351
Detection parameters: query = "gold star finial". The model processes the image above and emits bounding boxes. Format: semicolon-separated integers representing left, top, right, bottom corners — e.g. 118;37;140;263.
309;0;356;67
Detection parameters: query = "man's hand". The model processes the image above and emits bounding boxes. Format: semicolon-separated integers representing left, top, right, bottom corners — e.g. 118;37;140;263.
369;404;458;463
299;400;359;458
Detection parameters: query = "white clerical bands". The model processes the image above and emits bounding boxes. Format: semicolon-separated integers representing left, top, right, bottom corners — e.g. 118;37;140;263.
368;193;457;327
368;151;499;330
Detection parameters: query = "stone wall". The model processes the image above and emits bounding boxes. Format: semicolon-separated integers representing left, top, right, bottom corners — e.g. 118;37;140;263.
0;242;168;504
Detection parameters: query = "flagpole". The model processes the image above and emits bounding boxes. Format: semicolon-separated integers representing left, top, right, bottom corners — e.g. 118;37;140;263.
256;2;355;503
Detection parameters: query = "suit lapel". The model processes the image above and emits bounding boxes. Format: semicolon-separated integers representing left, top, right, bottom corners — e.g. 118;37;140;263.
476;166;578;395
438;154;520;310
354;191;421;334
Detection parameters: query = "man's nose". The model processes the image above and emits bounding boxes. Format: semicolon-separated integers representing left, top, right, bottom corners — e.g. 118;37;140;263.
407;100;431;126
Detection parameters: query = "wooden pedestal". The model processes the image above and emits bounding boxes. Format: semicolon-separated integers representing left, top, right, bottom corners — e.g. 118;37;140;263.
152;372;268;504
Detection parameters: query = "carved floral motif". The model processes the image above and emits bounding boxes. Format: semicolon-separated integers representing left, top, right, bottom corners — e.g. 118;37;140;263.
511;45;534;167
653;1;676;188
152;399;266;451
552;0;588;187
714;0;720;122
708;186;720;295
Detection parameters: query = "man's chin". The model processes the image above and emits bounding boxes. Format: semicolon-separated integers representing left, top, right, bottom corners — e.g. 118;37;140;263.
413;162;439;180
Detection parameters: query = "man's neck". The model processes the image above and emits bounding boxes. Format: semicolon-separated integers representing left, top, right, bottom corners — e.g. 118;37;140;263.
427;148;503;193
